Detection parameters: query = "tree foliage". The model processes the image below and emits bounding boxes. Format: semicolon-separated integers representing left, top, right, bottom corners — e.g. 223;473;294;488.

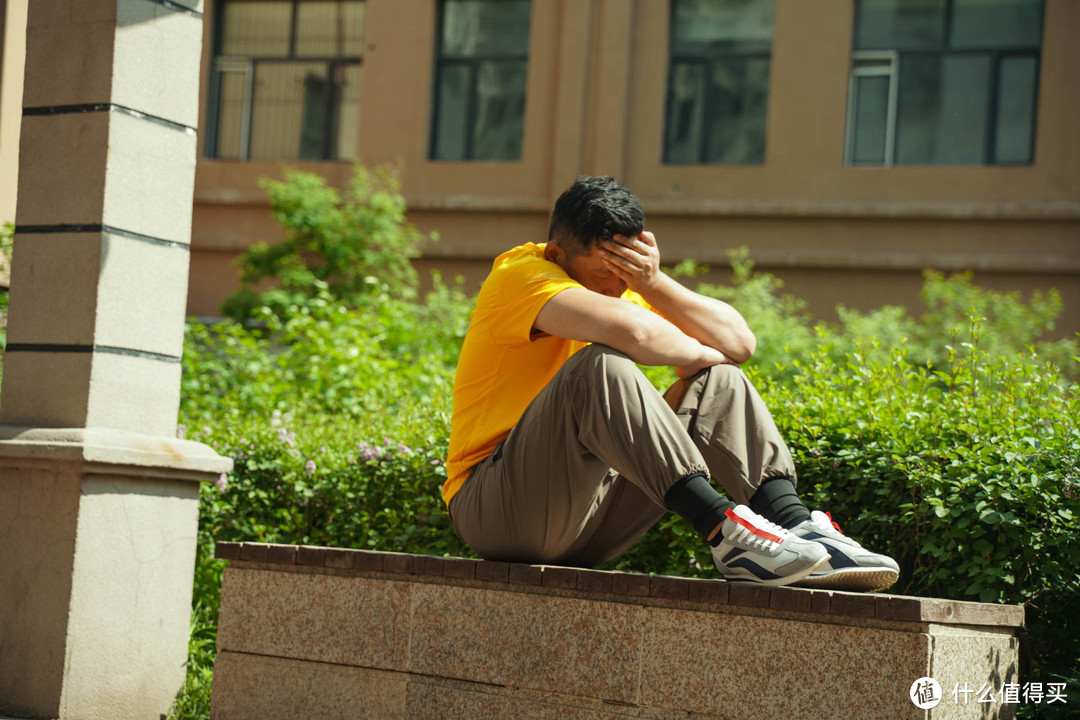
220;164;434;322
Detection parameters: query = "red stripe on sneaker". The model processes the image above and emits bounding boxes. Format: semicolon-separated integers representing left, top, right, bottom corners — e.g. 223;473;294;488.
826;511;844;535
724;508;783;544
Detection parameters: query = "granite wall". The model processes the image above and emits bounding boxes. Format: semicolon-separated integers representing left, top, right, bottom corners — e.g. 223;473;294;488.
210;543;1024;720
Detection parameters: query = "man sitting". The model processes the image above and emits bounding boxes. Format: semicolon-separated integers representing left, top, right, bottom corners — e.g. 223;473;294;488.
444;176;898;591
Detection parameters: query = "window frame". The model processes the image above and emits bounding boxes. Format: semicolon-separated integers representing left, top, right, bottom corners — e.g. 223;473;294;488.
845;51;899;167
428;0;532;162
661;0;775;166
845;0;1044;167
206;0;365;162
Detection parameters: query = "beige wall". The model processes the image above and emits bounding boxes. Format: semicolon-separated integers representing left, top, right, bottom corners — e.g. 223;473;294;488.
192;0;1079;333
0;0;26;234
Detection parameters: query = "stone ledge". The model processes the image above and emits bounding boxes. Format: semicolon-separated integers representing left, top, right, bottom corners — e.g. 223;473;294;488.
212;542;1024;719
0;426;232;479
213;542;1024;629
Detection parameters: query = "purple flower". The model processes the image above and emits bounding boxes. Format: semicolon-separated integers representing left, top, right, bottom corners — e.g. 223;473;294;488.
430;458;443;467
215;473;228;491
270;410;283;428
304;460;317;475
397;443;413;456
809;448;823;458
277;428;296;447
358;441;382;461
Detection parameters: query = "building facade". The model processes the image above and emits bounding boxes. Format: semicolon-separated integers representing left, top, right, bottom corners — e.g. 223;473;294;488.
0;0;26;239
3;0;1079;331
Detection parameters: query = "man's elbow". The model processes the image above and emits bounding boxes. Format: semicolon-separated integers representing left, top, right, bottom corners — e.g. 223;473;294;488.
613;313;673;358
623;320;659;351
728;329;757;364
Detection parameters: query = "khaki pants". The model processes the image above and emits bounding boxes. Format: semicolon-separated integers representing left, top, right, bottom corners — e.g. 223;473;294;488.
448;344;795;567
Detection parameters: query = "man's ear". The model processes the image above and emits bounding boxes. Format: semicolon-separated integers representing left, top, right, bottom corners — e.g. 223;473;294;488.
543;242;564;264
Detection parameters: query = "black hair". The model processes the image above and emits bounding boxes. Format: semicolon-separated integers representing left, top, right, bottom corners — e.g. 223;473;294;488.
547;176;644;255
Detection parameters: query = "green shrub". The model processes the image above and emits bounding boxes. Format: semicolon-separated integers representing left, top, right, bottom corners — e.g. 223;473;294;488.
611;329;1080;715
220;164;435;322
183;278;468;425
688;250;820;379
200;416;462;551
690;252;1079;381
767;335;1079;685
171;278;471;718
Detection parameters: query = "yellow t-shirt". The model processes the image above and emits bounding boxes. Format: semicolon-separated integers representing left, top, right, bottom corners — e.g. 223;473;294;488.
443;242;652;505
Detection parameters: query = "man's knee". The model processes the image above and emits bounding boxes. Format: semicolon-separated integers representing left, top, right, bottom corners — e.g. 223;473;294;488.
573;343;630;363
681;362;746;393
566;343;639;381
705;363;746;386
693;363;757;405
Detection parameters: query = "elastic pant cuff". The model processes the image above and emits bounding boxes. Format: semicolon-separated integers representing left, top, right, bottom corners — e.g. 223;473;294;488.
749;476;810;530
663;472;735;540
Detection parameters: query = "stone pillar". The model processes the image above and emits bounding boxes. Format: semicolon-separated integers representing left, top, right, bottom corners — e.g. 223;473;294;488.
0;1;229;719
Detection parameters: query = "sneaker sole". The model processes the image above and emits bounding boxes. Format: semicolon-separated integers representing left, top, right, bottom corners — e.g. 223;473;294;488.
721;554;831;587
791;567;899;592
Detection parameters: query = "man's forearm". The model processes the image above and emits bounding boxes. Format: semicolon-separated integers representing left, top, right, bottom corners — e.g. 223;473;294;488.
618;309;727;369
640;274;756;363
532;285;727;371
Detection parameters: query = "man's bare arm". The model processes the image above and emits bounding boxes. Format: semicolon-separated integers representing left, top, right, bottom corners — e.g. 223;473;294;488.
599;232;756;363
534;288;727;376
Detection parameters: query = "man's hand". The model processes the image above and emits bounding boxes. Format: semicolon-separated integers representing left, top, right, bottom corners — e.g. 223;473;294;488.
602;229;757;364
675;344;731;379
599;231;661;295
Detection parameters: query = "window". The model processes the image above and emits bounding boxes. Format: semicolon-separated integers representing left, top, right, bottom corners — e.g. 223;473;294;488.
207;0;365;161
663;0;774;164
430;0;531;161
846;0;1043;166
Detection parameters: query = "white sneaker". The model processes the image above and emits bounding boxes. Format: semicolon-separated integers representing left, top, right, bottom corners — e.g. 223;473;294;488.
711;505;830;586
790;511;900;592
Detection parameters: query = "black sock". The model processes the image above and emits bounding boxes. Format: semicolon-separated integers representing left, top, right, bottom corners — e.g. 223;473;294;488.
663;472;735;546
749;476;810;530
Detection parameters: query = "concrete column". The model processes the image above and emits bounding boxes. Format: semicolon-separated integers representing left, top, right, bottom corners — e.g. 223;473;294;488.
0;1;230;719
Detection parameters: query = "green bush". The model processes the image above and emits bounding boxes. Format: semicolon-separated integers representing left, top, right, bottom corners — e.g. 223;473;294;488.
220;163;435;322
691;251;1079;379
168;282;470;719
769;337;1078;697
829;271;1078;373
183;278;468;425
612;333;1080;718
684;250;820;379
